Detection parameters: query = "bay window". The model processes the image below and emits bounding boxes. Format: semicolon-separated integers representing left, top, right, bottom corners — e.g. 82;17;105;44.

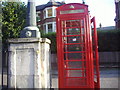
43;22;56;33
44;7;57;18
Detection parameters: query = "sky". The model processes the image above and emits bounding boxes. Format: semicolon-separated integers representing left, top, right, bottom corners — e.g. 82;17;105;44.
21;0;116;28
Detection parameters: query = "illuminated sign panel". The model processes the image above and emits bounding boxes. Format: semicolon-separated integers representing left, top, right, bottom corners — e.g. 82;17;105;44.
60;9;84;14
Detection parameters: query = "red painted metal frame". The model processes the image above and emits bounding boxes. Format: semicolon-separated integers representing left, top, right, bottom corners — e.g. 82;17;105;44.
56;3;100;89
91;17;100;89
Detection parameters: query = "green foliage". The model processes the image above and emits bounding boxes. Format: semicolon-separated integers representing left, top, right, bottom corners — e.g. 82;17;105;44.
42;32;57;53
2;1;27;43
97;30;120;52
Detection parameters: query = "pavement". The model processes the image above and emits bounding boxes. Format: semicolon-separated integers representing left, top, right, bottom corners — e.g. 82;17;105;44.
51;67;119;89
0;67;119;89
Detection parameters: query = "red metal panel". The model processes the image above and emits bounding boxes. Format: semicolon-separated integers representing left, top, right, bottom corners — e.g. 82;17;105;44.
91;17;100;89
56;3;100;89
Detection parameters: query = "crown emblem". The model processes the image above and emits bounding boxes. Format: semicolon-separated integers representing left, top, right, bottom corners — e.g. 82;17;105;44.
70;5;75;8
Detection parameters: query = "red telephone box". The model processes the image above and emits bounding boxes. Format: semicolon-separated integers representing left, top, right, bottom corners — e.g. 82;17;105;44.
56;3;100;89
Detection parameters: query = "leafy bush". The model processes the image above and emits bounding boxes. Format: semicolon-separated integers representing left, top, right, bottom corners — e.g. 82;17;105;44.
42;32;56;53
2;1;27;43
97;29;120;52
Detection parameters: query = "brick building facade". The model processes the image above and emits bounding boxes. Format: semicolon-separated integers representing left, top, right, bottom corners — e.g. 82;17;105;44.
36;0;65;33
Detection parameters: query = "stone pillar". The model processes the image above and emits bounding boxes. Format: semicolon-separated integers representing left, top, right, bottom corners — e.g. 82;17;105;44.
20;0;40;38
8;38;51;88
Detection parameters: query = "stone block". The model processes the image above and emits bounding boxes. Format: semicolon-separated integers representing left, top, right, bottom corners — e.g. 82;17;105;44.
8;38;51;88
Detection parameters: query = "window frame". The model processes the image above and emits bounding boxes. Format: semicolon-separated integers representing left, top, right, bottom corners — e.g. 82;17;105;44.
43;7;57;19
43;22;56;33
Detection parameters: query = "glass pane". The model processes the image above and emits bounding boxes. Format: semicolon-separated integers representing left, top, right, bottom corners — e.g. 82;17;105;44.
81;28;84;34
64;44;83;52
47;8;52;17
81;20;84;26
67;28;80;35
54;8;56;16
62;21;66;27
65;70;83;77
65;61;83;68
64;53;85;60
48;24;52;32
66;20;80;27
65;77;87;86
60;9;84;14
62;28;85;35
62;20;85;35
63;36;85;44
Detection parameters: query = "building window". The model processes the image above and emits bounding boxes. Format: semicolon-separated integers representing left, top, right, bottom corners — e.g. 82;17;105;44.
48;8;52;17
48;24;52;32
36;11;41;22
43;22;56;33
44;7;57;18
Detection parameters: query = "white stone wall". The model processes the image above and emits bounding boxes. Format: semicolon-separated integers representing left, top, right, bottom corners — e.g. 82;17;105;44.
8;38;51;88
